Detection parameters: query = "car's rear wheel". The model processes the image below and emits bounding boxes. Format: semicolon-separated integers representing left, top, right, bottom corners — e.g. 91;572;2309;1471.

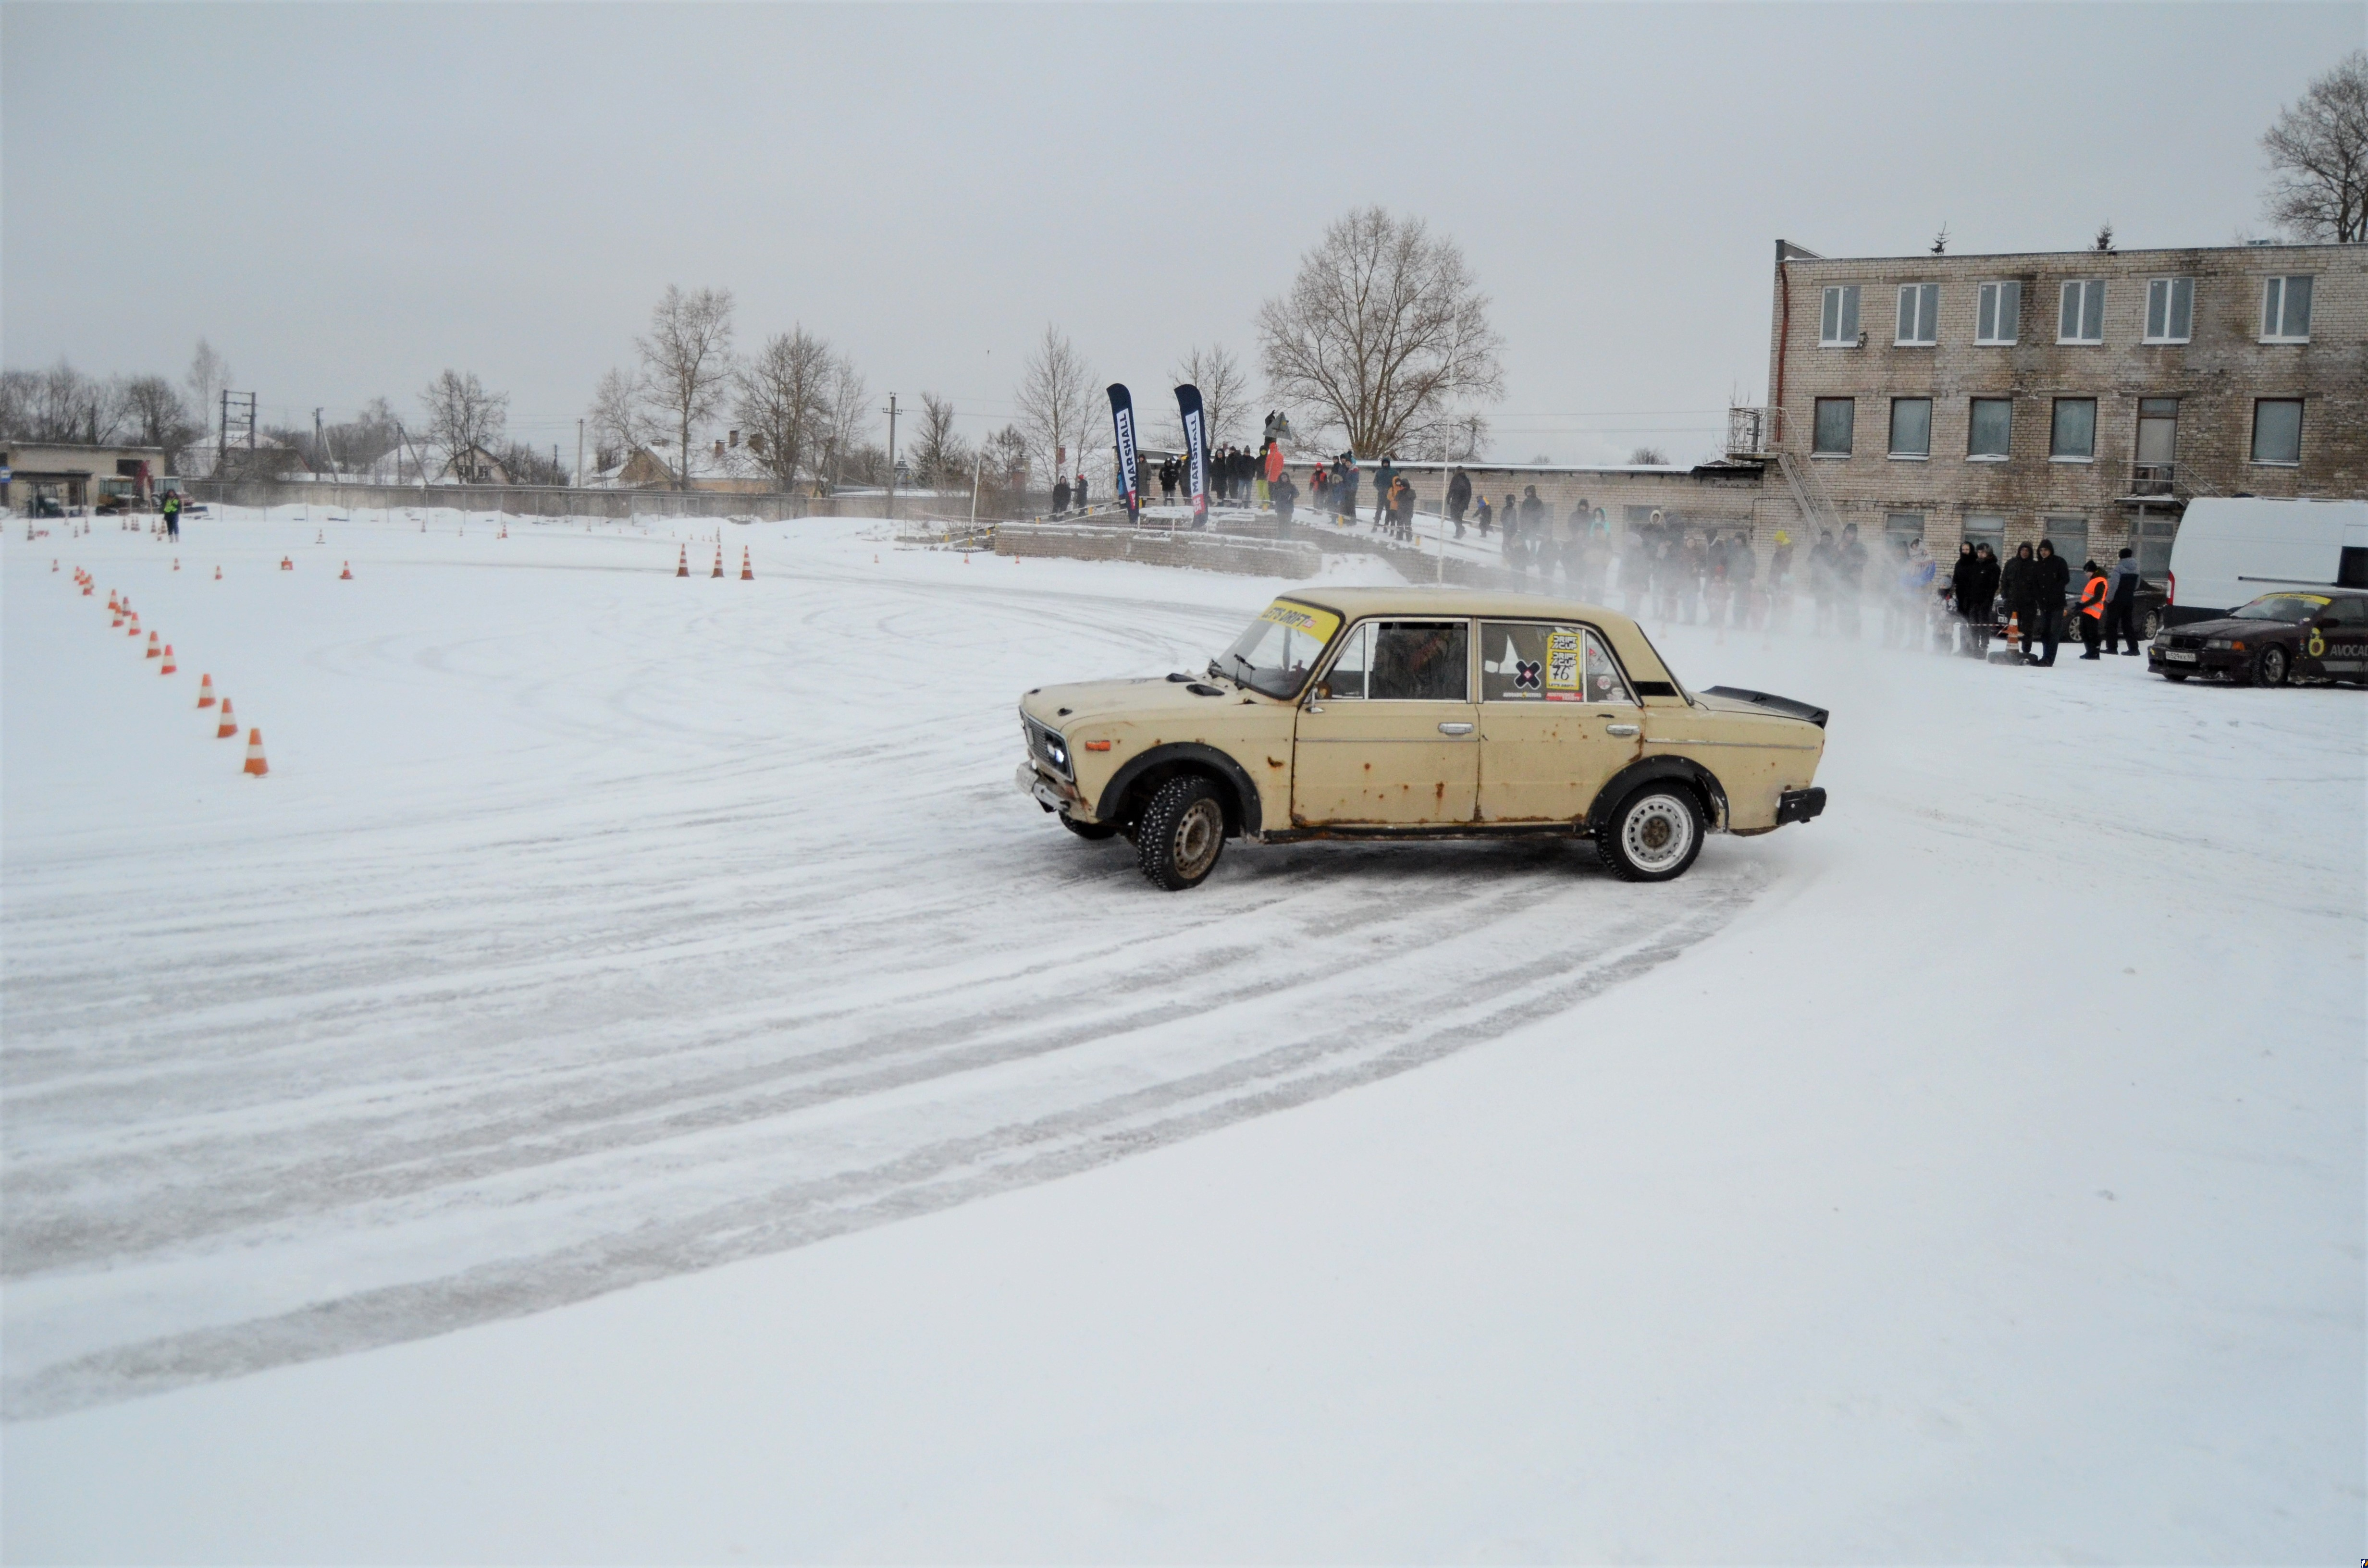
2254;645;2289;687
1136;775;1226;890
1060;814;1118;841
2141;608;2163;640
1596;785;1704;883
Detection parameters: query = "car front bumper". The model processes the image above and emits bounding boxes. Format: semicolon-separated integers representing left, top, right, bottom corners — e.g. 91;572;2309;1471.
1776;787;1827;826
1016;760;1077;813
2148;647;2247;677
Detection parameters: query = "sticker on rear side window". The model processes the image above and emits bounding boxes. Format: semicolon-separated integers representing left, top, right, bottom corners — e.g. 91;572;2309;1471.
1545;628;1582;700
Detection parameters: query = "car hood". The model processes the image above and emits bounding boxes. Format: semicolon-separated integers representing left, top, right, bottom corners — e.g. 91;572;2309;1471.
1021;674;1256;728
2173;615;2301;638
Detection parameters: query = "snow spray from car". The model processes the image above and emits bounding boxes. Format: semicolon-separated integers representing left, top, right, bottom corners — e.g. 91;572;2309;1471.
1175;382;1208;528
1107;384;1141;523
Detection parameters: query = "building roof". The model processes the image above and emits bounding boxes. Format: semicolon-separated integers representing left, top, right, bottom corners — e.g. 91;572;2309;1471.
1778;236;2362;265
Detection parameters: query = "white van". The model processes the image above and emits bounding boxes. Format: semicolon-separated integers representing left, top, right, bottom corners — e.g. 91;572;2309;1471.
2165;497;2368;627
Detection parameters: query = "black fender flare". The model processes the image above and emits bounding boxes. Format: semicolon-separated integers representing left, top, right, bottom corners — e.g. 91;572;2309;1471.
1588;756;1728;833
1097;743;1263;837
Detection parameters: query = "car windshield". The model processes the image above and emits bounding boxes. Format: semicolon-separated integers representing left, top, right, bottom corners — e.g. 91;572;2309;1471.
2231;593;2329;622
1218;599;1342;698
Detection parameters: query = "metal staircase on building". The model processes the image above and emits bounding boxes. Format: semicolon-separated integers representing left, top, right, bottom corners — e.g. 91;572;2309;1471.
1772;449;1842;538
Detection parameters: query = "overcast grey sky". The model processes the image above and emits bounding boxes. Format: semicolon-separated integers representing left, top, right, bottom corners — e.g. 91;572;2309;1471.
5;3;2359;465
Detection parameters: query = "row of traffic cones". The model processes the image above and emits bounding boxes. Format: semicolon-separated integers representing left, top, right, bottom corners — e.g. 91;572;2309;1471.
676;546;755;579
87;573;267;775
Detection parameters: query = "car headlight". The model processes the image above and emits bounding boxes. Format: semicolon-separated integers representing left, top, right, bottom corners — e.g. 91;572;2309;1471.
2205;638;2235;650
1044;737;1068;770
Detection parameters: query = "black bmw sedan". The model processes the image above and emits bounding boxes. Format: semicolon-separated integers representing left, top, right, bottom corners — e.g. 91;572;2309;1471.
2149;589;2368;686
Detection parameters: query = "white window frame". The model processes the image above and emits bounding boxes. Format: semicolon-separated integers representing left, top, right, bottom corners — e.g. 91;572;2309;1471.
1894;283;1939;346
1975;281;2021;345
1820;284;1862;347
2049;397;2098;464
1966;398;2014;463
2250;398;2304;466
1812;397;1855;457
1887;397;1932;460
2260;276;2313;343
2143;277;2193;344
2057;280;2105;344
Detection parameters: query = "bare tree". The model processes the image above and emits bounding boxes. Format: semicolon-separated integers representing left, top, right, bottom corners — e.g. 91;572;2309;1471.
587;366;649;472
733;328;839;489
2262;49;2368;242
1168;343;1249;447
3;362;123;444
909;392;971;487
495;441;568;486
1256;207;1504;458
1013;324;1098;479
636;285;736;489
420;369;509;478
815;355;870;491
118;376;200;465
1628;445;1671;466
185;339;231;446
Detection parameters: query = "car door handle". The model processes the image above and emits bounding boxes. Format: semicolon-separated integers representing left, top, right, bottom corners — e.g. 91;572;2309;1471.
1605;723;1640;737
1438;722;1474;735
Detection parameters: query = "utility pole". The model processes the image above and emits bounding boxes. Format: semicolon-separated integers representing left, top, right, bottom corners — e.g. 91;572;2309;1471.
576;418;585;490
884;394;898;522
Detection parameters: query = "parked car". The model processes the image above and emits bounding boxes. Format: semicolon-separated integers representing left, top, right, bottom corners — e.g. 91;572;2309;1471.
2164;497;2368;627
1017;589;1830;890
2148;588;2368;686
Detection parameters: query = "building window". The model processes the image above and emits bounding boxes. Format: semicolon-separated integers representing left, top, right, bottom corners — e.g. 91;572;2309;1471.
1885;513;1926;551
2044;515;2089;567
1888;397;1932;458
1975;281;2021;345
2251;399;2303;465
1967;398;2013;460
2144;278;2194;343
1895;283;1939;346
2058;280;2105;344
1813;398;1855;455
1820;285;1861;346
2260;276;2313;342
2050;398;2097;461
1962;513;2008;558
2134;398;2179;493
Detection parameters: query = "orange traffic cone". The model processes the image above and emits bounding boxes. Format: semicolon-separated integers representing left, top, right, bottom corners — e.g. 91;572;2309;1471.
217;697;238;739
197;673;217;708
126;613;140;637
50;559;58;572
710;547;724;579
339;561;353;580
146;631;161;659
740;548;753;581
280;556;293;571
110;598;123;626
676;546;689;577
81;579;92;595
243;728;269;777
214;565;222;580
173;558;180;571
159;644;177;675
315;530;324;544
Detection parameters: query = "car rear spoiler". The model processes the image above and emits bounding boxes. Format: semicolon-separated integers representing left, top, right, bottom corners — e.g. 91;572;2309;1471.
1700;686;1829;729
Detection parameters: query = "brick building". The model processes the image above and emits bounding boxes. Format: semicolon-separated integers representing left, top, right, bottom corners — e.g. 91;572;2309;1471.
1751;237;2367;573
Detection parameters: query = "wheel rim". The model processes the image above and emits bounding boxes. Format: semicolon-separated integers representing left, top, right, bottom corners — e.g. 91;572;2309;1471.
2263;647;2286;684
1172;798;1223;878
1622;794;1694;872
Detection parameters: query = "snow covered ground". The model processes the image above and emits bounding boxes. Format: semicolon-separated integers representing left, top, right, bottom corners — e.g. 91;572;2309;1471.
3;506;2360;1561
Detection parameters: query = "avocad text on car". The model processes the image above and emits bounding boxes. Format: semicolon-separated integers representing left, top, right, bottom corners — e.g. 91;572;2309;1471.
2147;588;2368;686
1017;588;1830;891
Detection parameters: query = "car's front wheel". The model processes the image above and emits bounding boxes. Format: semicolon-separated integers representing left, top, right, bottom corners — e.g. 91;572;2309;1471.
2254;644;2289;687
1596;784;1705;883
1136;775;1227;890
2141;608;2163;640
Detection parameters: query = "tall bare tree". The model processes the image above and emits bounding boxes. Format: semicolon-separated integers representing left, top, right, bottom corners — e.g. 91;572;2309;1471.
1256;207;1504;459
636;285;736;488
3;362;122;444
587;366;649;473
2262;49;2368;242
1014;324;1098;479
733;328;841;490
185;339;231;447
1168;343;1249;448
909;392;971;487
118;376;200;465
420;369;509;478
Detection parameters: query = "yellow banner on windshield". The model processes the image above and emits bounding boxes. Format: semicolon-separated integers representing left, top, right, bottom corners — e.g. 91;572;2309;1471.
1260;599;1341;645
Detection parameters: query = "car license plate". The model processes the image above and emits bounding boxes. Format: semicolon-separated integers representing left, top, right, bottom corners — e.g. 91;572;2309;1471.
2166;650;2198;662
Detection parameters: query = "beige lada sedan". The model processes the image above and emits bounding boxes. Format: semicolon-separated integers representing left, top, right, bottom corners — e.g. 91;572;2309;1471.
1018;588;1829;890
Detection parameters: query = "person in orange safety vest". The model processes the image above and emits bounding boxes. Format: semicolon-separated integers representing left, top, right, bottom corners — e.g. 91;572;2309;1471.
2076;559;2110;659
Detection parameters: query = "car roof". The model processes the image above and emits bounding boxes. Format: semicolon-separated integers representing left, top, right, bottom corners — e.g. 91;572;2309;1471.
1271;586;1645;631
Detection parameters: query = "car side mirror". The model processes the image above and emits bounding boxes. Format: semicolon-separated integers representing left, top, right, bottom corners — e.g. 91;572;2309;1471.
1309;682;1331;701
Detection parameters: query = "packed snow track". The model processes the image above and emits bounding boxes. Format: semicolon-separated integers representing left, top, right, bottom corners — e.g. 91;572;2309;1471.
2;513;1766;1418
